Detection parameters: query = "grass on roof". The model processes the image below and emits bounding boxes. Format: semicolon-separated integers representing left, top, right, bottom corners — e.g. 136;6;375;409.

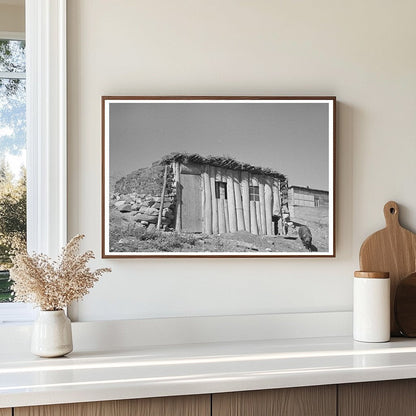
161;152;286;180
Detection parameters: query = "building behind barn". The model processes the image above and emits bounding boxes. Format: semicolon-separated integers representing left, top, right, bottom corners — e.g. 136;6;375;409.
288;185;329;218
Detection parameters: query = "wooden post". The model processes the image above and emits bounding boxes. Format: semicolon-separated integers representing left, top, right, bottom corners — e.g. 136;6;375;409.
200;172;205;233
233;171;244;231
272;179;281;215
279;180;285;235
264;178;273;235
226;170;237;233
221;169;230;233
224;199;230;232
250;200;258;235
218;199;226;234
156;164;168;230
217;169;226;233
174;162;182;232
259;179;266;235
255;200;262;234
209;166;218;234
249;175;258;235
251;175;262;235
202;166;212;234
241;171;250;231
272;179;281;235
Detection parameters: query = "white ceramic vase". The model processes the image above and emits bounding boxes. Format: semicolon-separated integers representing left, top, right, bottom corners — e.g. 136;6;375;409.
31;310;73;357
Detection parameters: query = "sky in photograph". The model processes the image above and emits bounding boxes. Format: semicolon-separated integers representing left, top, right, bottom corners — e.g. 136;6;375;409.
109;101;330;190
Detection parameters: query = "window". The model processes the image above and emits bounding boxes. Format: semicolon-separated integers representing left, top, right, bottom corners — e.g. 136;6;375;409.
0;1;67;324
215;181;227;199
249;185;259;201
0;37;26;304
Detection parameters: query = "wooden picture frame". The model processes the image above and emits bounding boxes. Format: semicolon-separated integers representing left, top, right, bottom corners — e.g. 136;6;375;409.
102;96;336;258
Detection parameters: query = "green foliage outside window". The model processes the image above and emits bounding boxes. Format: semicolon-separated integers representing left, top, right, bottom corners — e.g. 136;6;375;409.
0;162;26;302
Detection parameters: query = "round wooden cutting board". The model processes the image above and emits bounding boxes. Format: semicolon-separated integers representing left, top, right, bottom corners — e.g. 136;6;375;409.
359;201;416;336
395;272;416;337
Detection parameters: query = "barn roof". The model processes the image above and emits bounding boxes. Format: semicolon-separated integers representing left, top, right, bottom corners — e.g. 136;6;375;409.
161;152;287;181
289;185;329;194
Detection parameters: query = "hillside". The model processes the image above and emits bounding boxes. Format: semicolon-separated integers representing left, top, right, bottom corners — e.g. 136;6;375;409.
109;206;323;253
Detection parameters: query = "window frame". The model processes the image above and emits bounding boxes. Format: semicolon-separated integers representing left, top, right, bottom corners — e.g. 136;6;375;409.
0;0;67;323
26;0;67;257
215;181;227;200
249;185;260;202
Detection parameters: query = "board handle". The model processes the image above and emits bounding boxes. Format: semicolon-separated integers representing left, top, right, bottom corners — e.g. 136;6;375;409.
384;201;400;228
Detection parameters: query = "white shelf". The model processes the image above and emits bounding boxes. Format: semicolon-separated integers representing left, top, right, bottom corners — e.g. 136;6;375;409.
2;336;416;408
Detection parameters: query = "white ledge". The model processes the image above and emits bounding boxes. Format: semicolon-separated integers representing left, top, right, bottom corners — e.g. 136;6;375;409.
2;335;416;408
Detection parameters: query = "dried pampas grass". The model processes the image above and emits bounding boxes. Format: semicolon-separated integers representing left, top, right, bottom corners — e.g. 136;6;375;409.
10;234;111;311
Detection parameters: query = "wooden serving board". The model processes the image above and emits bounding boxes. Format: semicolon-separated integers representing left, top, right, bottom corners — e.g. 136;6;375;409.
359;201;416;336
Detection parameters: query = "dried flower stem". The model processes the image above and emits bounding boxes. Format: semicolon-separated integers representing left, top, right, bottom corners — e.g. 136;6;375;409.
10;235;111;310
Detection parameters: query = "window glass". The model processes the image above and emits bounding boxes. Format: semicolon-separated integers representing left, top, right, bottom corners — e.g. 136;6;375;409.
0;40;26;72
249;185;259;201
215;181;227;199
0;39;27;303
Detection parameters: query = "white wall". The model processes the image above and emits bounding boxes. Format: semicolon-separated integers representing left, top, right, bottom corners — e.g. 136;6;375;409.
0;3;24;33
67;0;416;322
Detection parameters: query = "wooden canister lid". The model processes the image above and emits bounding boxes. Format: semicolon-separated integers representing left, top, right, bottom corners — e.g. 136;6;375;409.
354;271;390;279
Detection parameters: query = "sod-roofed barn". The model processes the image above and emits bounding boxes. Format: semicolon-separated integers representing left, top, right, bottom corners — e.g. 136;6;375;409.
113;153;288;236
162;153;288;236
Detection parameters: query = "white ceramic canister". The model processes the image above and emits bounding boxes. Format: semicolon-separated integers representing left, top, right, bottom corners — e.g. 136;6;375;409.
31;310;73;357
353;271;390;343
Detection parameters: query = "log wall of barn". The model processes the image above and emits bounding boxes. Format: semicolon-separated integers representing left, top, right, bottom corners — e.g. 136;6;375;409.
178;163;286;235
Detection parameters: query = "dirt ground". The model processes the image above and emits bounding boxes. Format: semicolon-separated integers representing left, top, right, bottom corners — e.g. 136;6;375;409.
109;205;329;253
290;205;329;252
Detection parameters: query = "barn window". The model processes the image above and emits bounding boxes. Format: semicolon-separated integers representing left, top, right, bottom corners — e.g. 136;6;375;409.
249;186;259;201
215;181;227;199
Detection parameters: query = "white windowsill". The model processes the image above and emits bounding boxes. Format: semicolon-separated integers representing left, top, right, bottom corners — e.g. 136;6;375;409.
0;303;36;324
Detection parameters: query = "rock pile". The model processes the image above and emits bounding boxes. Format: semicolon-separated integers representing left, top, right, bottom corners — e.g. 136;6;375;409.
112;192;176;231
111;163;177;231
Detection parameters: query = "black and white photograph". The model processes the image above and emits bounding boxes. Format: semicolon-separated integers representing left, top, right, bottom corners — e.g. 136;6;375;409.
102;97;335;257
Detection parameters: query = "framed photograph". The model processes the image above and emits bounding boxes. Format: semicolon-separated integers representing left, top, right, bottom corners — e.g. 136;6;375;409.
102;96;335;258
